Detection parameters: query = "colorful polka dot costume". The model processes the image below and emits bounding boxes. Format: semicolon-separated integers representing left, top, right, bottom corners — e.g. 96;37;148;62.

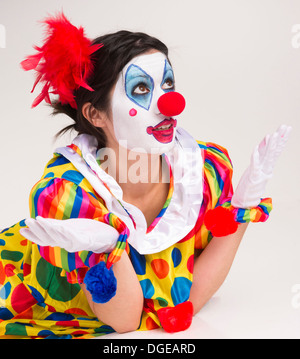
0;140;234;338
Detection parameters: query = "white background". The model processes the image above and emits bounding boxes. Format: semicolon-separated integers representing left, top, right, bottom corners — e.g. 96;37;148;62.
0;0;299;339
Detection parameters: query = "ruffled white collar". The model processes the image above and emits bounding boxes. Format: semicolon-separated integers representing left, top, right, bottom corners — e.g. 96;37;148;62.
55;127;203;254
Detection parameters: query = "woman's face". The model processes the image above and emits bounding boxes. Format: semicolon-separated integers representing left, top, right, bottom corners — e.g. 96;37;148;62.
109;51;178;154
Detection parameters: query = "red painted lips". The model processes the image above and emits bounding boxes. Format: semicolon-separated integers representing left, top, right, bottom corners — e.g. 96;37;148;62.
146;118;177;143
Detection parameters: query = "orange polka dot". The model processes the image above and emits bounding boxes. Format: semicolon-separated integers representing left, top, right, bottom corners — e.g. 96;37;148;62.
20;239;28;246
14;307;33;320
146;316;160;330
151;259;169;279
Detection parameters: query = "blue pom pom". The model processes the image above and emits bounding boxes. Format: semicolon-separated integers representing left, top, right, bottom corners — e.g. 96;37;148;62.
83;262;117;304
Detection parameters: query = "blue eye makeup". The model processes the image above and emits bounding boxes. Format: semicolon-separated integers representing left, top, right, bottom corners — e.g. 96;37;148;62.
161;60;175;92
125;64;154;110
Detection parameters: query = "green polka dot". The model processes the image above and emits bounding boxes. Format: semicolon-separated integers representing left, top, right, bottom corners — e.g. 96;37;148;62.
4;233;14;236
36;257;81;302
5;322;28;336
1;250;23;262
156;297;168;307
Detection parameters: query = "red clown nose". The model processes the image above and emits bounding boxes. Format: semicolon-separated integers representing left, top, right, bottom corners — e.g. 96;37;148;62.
157;91;186;117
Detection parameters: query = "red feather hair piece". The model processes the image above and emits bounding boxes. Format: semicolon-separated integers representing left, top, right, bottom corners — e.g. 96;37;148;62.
20;12;103;109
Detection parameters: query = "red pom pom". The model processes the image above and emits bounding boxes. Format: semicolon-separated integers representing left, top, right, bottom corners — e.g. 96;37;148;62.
157;301;193;333
204;206;238;237
20;12;102;109
157;91;186;117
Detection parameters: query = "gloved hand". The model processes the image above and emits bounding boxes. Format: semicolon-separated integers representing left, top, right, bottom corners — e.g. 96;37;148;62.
231;125;292;209
19;216;120;253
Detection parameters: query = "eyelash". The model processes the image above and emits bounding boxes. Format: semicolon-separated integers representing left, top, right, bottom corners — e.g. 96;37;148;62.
132;82;149;95
132;78;174;96
162;78;174;89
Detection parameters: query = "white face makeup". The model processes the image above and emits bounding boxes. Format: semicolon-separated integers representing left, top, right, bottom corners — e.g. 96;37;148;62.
111;52;177;154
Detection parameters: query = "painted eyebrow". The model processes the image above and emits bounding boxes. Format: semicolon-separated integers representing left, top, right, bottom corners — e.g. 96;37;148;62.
125;65;153;81
127;74;149;80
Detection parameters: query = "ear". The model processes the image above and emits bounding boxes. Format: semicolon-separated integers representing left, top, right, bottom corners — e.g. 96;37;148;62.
82;102;108;128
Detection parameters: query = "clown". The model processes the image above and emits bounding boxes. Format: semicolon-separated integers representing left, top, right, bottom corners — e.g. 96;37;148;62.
0;12;291;338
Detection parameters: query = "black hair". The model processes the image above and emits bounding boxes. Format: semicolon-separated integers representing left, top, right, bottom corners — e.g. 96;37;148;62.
52;30;170;148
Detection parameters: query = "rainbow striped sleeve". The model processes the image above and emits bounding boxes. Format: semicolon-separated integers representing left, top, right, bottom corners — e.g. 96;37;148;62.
194;141;234;249
29;175;129;283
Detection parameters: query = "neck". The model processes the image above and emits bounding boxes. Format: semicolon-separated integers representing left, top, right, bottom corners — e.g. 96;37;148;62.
98;143;170;199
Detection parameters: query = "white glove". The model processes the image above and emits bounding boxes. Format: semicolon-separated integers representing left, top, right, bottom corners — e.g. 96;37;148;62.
231;124;292;208
19;216;120;253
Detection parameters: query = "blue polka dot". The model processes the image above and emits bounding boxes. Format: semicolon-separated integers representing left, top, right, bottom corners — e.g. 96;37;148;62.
0;239;5;246
28;285;45;304
97;325;114;333
44;172;54;178
129;246;146;275
0;282;11;299
47;156;70;168
171;277;192;306
38;330;55;337
0;307;14;320
139;279;155;298
61;170;84;184
45;312;74;321
171;248;182;267
45;334;72;339
19;219;27;227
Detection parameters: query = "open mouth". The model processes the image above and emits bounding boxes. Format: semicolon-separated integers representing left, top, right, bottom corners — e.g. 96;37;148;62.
146;118;177;143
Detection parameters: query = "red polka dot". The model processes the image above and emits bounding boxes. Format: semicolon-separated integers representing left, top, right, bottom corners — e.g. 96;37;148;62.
4;263;16;277
146;316;160;330
11;283;37;313
47;304;56;313
144;298;155;313
151;259;169;279
64;308;89;316
71;330;89;336
20;239;28;246
0;262;5;285
187;254;194;274
57;320;80;327
23;263;31;277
